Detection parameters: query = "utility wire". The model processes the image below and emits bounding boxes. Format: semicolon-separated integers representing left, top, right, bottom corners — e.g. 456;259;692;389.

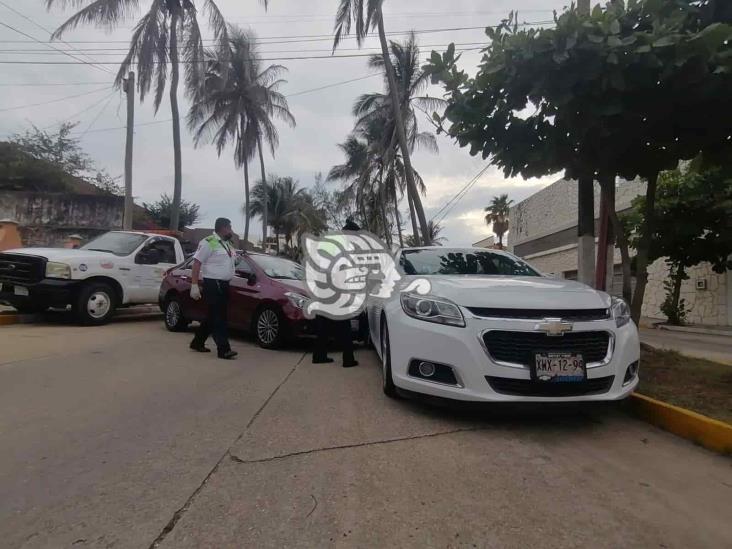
0;85;111;113
431;164;492;224
0;20;112;74
79;92;116;138
0;0;114;74
40;89;118;130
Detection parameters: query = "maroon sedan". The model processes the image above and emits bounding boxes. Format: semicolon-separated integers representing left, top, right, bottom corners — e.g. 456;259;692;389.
159;252;312;349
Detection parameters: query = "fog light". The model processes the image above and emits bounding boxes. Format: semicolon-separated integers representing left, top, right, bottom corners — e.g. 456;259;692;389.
623;361;639;385
418;361;436;377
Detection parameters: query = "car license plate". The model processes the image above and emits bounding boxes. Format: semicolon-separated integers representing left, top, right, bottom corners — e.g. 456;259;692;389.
14;285;29;296
533;352;585;382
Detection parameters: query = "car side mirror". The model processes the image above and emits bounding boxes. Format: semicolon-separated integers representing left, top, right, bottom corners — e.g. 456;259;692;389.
246;272;257;285
136;248;160;265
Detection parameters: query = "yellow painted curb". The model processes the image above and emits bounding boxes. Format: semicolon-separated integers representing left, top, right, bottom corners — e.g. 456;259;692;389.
628;393;732;455
0;314;20;326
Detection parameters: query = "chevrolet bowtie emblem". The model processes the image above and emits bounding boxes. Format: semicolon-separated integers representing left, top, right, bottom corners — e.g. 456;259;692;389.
536;318;573;336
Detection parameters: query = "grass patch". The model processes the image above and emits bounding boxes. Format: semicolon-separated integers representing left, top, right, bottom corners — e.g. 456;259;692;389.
639;344;732;424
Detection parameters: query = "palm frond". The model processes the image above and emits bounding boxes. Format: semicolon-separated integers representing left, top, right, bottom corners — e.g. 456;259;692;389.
48;0;140;39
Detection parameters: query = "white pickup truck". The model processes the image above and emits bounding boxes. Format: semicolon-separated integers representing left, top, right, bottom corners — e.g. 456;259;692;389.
0;231;185;324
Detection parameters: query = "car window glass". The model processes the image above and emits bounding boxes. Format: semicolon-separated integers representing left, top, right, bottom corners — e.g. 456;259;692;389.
249;255;304;280
400;249;539;276
81;232;147;256
150;240;177;264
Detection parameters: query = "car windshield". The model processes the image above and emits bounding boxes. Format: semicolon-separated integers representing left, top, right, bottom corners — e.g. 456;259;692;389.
400;249;540;277
81;232;148;257
250;255;304;280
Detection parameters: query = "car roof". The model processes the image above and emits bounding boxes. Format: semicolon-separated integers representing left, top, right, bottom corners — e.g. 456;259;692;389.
400;246;512;255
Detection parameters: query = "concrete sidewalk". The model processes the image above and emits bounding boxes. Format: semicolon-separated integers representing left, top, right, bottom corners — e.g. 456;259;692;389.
640;327;732;365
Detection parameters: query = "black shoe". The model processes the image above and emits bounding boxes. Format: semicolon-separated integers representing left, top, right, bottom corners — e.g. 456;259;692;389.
312;356;335;364
190;342;211;353
218;350;238;360
342;360;359;368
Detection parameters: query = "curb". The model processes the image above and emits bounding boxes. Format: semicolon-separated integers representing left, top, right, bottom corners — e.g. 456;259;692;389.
627;393;732;455
0;312;36;326
656;324;732;337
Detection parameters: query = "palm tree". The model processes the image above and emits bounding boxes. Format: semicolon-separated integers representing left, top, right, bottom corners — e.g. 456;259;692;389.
405;220;446;247
352;32;444;245
188;26;295;245
484;194;514;248
333;1;433;244
46;0;247;232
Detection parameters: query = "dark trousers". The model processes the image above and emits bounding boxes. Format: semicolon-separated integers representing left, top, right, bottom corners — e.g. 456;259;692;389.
313;315;354;364
191;278;231;353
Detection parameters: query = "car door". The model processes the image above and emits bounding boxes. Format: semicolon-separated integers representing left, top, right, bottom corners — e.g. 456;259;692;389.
228;256;261;330
132;237;178;303
173;257;207;322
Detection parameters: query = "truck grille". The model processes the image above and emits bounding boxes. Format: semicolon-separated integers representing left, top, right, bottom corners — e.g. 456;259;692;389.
0;253;45;284
467;307;609;321
486;375;615;397
483;330;611;366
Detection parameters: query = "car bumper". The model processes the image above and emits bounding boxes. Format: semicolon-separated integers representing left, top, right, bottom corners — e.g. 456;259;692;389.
386;312;640;403
0;278;79;309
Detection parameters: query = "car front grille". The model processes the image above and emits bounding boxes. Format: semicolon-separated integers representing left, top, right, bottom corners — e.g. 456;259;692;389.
0;254;45;284
467;307;610;321
483;330;611;366
486;375;615;397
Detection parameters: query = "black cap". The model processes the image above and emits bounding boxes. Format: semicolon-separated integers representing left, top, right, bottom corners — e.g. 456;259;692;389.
343;219;360;231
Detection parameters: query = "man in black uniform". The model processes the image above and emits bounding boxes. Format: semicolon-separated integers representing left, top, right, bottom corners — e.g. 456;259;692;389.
189;218;238;360
311;219;361;368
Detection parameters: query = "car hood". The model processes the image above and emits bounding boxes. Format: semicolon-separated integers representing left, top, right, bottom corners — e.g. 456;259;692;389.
408;275;611;310
3;248;118;263
276;279;308;294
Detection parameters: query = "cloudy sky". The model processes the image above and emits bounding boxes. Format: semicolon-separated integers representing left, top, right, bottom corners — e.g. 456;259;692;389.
0;0;567;245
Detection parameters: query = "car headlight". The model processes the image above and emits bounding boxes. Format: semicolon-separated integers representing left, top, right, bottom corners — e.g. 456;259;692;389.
285;292;309;310
611;297;631;328
400;293;465;327
45;261;71;279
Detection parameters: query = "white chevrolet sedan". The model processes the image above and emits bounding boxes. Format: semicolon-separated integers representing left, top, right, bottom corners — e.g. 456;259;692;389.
367;247;640;402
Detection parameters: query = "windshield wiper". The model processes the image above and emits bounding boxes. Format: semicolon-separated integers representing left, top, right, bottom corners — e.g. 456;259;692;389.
85;248;114;253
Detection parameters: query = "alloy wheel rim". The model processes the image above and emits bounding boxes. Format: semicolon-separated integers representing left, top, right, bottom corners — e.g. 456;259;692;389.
166;300;180;326
87;291;111;319
258;310;279;344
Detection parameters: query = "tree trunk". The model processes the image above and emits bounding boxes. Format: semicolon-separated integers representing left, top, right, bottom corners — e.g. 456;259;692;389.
168;11;182;232
407;189;419;245
243;160;250;248
376;11;430;245
378;169;391;247
577;175;595;286
393;185;404;248
671;264;685;322
630;171;659;324
256;135;268;245
599;176;632;303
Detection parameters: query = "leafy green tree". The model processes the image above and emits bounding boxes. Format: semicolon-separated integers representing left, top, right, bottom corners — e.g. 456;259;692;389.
333;0;432;244
405;220;446;247
484;194;513;248
628;166;732;324
426;1;732;322
47;0;249;231
142;194;200;231
11;122;92;177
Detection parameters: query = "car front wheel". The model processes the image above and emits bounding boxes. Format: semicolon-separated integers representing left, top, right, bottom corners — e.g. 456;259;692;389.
380;318;399;399
254;306;284;349
74;282;116;325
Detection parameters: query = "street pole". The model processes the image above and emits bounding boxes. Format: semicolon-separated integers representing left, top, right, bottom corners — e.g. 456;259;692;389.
123;71;135;231
576;0;595;286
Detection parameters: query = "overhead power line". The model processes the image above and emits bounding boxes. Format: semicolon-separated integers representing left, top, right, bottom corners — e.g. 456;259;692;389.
431;164;492;224
0;20;112;75
0;21;553;45
0;0;114;74
0;85;111;113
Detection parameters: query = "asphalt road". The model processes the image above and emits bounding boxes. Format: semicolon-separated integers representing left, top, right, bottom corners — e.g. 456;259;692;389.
1;319;730;548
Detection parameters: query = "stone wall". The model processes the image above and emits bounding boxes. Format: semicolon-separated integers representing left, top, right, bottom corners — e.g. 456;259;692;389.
0;191;123;247
642;258;728;325
508;178;646;250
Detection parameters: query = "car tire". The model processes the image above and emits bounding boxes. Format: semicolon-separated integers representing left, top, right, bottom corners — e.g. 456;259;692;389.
254;306;284;349
74;281;116;325
380;318;400;399
164;295;189;332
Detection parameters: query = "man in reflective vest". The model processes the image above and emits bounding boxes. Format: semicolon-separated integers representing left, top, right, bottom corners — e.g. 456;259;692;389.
189;217;238;360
